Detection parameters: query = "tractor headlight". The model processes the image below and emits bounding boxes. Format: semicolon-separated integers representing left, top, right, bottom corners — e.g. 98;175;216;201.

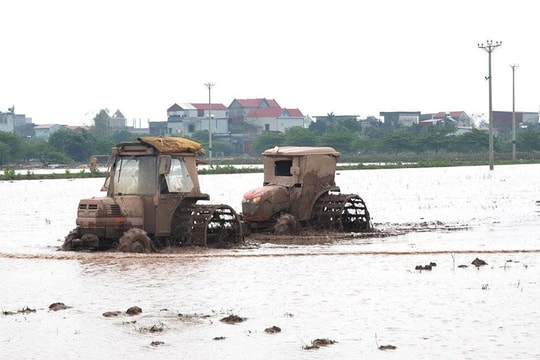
243;196;261;204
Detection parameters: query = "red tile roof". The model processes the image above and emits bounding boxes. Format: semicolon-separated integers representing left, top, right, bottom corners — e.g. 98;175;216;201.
265;99;281;108
235;98;281;108
286;108;304;117
247;108;283;117
247;108;304;118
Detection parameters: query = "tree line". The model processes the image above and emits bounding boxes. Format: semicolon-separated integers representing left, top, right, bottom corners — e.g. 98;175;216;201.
250;119;540;159
2;112;540;167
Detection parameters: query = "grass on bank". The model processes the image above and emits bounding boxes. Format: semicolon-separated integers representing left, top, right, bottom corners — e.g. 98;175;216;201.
2;151;540;180
0;167;106;181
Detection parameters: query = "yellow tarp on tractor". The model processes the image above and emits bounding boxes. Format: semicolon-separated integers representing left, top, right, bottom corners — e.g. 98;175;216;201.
138;136;203;154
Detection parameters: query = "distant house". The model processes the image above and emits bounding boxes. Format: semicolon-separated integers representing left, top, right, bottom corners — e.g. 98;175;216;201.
34;124;65;140
228;98;281;123
245;108;305;133
0;109;33;136
160;97;306;155
420;111;471;128
65;125;90;132
493;111;539;136
109;110;127;128
379;111;421;127
166;102;228;137
0;112;15;133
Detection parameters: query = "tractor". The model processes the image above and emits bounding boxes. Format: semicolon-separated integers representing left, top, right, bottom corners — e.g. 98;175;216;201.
242;146;371;234
62;137;243;252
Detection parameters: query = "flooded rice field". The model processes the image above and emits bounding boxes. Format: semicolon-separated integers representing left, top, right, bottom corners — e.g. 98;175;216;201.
1;164;540;359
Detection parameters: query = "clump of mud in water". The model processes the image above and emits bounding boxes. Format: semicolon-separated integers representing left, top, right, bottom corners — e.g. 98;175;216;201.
303;338;337;350
264;326;281;334
102;311;123;317
126;306;142;315
3;306;36;315
137;321;167;333
220;314;246;324
49;302;71;311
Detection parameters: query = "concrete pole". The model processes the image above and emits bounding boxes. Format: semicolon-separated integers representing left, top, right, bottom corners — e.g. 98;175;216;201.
478;40;502;171
204;82;215;161
511;64;519;161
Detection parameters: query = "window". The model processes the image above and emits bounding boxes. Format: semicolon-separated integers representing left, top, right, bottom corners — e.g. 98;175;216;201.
274;160;292;176
114;156;156;195
164;158;194;192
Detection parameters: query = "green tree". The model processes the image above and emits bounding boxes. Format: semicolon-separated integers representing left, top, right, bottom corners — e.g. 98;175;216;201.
353;135;379;154
309;120;328;136
0;141;10;165
423;123;456;153
283;127;318;146
212;141;235;156
319;131;357;154
381;130;413;154
22;139;71;165
0;131;23;164
251;132;285;155
339;118;362;133
190;130;209;144
48;130;92;162
449;128;488;153
109;129;137;145
361;117;385;139
517;129;540;151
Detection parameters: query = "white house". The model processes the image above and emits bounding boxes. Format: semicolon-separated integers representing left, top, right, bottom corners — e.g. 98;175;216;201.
0;111;31;134
0;112;15;133
34;124;65;140
245;108;305;133
166;102;229;137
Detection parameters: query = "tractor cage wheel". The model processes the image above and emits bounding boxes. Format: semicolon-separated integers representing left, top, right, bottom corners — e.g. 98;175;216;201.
311;193;371;232
171;204;243;247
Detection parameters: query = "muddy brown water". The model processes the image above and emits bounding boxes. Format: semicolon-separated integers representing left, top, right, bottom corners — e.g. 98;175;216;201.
1;164;540;359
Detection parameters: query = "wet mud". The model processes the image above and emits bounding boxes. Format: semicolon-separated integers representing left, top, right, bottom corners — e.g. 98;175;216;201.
1;219;539;264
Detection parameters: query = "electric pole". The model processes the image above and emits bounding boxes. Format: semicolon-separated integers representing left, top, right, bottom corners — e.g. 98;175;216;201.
511;64;519;161
204;82;215;161
478;40;502;171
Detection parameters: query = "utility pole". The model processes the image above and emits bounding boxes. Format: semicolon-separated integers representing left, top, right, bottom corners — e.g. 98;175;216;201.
478;40;502;171
204;82;215;161
510;64;519;161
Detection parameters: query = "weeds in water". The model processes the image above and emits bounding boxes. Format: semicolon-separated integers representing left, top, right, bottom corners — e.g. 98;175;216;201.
137;321;167;333
303;338;336;350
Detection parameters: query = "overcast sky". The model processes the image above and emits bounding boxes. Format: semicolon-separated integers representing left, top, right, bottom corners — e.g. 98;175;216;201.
1;0;539;127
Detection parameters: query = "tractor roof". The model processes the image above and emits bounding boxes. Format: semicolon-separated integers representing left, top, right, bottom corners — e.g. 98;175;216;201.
138;136;203;154
263;146;340;157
